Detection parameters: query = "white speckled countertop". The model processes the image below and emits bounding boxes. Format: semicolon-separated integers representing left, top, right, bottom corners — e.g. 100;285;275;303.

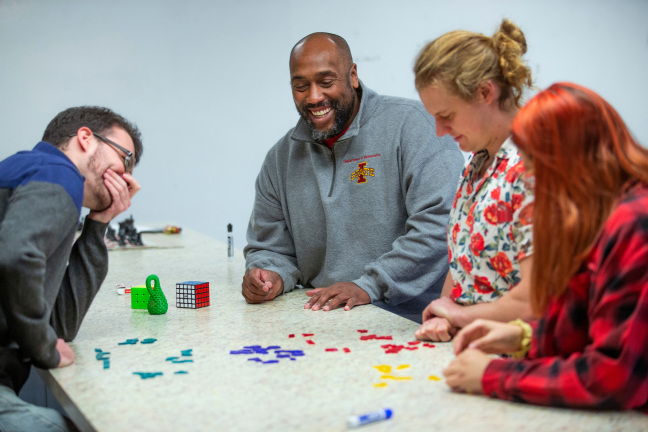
40;228;648;431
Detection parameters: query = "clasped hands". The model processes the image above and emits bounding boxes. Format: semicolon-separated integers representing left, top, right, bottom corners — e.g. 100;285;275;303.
416;297;526;395
443;319;525;395
415;296;462;342
241;268;370;311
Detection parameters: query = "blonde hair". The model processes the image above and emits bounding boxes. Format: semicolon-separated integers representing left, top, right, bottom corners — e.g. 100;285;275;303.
414;19;532;110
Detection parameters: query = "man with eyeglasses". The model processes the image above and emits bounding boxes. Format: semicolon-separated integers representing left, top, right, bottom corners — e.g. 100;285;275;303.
0;106;143;431
242;33;463;320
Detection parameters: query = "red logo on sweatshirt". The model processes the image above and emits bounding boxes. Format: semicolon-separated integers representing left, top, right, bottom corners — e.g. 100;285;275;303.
350;162;375;184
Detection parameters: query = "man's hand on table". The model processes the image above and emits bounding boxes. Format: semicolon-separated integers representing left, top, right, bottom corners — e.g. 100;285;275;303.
242;268;284;303
56;338;75;368
304;282;370;311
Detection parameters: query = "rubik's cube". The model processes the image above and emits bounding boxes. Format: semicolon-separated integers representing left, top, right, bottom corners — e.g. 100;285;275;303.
131;285;149;309
176;281;210;309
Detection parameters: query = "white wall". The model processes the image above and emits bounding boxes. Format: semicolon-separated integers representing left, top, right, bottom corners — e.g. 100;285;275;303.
1;0;647;243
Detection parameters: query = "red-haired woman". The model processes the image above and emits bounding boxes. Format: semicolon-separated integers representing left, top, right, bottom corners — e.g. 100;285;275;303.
444;82;648;410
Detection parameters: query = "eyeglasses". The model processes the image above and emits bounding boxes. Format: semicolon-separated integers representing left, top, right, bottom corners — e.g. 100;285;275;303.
93;132;134;174
69;131;134;173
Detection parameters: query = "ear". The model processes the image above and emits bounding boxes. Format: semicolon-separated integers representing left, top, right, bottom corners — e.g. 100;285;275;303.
349;63;359;89
74;127;94;152
477;80;497;105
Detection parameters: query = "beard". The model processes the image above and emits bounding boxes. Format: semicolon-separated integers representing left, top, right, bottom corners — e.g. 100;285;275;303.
84;150;112;212
296;80;356;143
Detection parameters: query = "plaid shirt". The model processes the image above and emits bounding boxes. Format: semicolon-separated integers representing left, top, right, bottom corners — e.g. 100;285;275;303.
482;183;648;411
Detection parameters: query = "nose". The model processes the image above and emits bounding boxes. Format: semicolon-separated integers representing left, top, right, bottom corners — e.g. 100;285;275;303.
435;118;450;137
306;84;324;105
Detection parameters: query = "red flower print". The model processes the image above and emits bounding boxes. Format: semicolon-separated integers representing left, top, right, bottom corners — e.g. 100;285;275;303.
505;161;525;182
519;203;533;226
466;210;475;231
451;284;463;300
467;181;473;195
470;233;485;256
497;202;513;222
447;245;453;262
511;193;524;211
458;255;473;273
484;203;498;225
490;252;514;278
452;223;461;243
453;189;462;209
473;276;494;294
490;187;501;200
496;160;508;173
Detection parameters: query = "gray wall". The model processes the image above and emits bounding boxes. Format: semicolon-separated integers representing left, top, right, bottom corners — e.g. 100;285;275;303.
2;0;647;243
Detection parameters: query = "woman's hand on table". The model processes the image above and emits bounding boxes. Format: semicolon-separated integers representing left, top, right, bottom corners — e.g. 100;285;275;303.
452;319;523;355
443;348;492;395
415;317;457;342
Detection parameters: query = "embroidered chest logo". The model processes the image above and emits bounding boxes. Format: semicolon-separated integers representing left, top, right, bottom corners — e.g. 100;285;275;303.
350;161;375;184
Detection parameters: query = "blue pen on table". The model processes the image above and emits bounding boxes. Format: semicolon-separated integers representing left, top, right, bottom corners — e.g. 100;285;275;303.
227;223;234;259
347;408;393;428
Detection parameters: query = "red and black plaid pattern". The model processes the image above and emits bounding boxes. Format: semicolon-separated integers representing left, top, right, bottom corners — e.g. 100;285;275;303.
482;183;648;411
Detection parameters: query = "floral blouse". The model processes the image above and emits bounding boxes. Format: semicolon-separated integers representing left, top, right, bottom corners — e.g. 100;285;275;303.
448;138;534;305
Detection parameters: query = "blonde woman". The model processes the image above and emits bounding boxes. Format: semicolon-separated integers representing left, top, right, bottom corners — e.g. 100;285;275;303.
413;20;534;341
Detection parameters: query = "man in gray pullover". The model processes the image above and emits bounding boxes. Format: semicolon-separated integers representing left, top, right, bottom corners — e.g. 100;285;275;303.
242;33;463;321
0;106;142;431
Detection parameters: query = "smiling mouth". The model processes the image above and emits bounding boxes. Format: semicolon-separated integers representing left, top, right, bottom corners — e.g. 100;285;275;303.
311;107;332;118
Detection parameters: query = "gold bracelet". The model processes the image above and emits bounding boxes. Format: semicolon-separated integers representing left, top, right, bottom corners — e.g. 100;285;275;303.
508;319;532;359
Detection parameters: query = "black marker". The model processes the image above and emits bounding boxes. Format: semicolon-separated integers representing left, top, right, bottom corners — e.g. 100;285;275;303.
227;223;234;259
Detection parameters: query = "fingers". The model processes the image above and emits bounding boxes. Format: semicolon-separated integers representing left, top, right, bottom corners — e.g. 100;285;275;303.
90;170;135;223
122;173;141;198
343;297;358;311
452;319;491;354
304;283;369;311
304;289;335;311
452;326;477;355
103;170;131;213
464;334;498;353
422;296;457;323
421;302;435;322
442;357;464;390
242;269;272;303
414;317;456;342
56;338;75;368
322;294;346;311
443;349;491;395
241;269;282;303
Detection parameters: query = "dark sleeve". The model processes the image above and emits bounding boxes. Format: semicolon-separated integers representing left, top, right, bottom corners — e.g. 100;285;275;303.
50;217;108;341
0;183;79;369
482;206;648;410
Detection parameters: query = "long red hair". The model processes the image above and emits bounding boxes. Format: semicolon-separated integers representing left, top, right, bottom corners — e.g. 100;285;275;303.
512;82;648;314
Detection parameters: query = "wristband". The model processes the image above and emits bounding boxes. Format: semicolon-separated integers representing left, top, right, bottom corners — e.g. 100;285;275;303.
507;319;532;359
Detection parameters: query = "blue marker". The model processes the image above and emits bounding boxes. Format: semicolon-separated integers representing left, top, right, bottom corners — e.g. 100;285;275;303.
347;408;393;428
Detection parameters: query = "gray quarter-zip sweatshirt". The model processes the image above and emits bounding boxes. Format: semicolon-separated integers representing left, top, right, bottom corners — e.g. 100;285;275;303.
245;83;464;316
